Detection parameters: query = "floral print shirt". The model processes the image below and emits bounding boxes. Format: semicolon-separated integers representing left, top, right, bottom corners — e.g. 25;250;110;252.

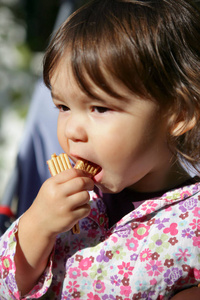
0;181;200;300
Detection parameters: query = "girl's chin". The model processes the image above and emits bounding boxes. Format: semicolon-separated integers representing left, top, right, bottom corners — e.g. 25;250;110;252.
94;175;126;194
93;168;131;194
95;184;125;194
94;184;113;194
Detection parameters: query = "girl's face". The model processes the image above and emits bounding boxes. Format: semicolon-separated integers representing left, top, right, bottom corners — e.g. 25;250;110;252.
51;60;174;194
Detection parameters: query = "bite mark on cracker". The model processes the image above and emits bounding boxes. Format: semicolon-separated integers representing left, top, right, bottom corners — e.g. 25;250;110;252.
75;160;100;176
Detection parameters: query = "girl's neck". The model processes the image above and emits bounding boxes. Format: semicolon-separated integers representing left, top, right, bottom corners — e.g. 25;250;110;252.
103;175;199;229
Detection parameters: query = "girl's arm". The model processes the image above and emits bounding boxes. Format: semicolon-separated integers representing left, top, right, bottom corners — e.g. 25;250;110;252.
14;168;93;296
14;214;56;296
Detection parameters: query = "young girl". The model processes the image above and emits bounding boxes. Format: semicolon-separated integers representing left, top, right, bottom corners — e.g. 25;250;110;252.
1;0;200;299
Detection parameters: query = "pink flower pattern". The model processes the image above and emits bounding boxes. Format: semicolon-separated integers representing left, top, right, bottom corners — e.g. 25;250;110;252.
117;262;134;278
145;260;164;276
125;238;139;251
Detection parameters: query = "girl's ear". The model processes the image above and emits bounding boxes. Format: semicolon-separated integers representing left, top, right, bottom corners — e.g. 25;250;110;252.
170;115;197;137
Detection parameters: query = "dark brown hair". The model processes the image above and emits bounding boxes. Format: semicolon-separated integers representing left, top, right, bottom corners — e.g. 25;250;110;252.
43;0;200;172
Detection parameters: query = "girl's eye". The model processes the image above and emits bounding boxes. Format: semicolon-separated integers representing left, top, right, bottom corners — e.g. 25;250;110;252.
92;106;110;113
57;105;69;112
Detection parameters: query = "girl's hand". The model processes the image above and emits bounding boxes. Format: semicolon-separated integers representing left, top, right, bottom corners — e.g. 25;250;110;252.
28;168;94;238
15;168;94;295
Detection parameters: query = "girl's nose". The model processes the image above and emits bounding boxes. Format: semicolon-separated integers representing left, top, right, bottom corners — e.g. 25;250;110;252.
65;114;88;142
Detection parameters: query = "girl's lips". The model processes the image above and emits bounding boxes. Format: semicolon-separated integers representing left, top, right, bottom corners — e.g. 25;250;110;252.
93;167;103;183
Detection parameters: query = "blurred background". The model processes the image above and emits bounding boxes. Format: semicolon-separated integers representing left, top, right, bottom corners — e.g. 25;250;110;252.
0;0;88;202
0;0;57;199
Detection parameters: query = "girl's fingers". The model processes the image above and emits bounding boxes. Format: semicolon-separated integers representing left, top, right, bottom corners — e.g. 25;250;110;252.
38;168;93;234
53;168;92;184
71;203;91;223
58;175;94;197
67;190;91;210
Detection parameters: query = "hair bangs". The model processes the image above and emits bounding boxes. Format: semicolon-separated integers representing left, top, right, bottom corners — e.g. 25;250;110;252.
70;24;125;100
67;5;148;100
44;0;156;101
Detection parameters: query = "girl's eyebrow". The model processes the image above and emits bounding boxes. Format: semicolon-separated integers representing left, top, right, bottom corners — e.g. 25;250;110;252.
51;89;109;104
51;89;131;106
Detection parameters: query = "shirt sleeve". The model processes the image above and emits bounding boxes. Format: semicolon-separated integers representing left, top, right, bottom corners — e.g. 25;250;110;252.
0;218;54;300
